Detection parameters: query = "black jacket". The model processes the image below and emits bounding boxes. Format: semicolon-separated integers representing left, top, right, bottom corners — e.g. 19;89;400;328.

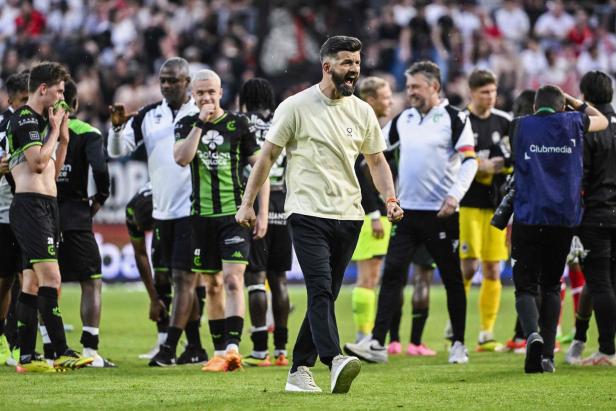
582;103;616;227
57;118;110;231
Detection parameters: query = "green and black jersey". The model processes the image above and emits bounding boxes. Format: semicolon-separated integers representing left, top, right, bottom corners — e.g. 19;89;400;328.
175;111;259;217
6;105;50;170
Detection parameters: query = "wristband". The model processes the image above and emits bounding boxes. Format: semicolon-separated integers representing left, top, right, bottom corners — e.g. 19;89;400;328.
577;102;588;113
386;197;400;205
367;210;381;220
195;119;207;130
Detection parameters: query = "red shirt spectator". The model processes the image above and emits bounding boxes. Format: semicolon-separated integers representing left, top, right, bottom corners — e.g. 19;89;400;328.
15;1;46;37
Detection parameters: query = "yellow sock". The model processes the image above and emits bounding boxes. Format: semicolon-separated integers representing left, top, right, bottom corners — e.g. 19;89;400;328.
463;278;472;295
479;278;502;334
351;287;376;334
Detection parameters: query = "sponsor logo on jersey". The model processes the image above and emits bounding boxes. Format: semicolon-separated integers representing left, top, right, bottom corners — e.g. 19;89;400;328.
224;236;245;245
529;144;573;154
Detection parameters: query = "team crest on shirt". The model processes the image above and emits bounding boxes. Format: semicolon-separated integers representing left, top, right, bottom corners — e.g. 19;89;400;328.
492;131;501;144
201;130;224;150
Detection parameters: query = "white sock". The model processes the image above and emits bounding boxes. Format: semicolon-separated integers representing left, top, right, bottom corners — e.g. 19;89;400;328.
251;350;268;359
274;349;287;357
214;350;226;357
225;343;239;353
478;331;493;344
157;333;167;345
83;326;99;336
83;347;98;358
39;325;51;344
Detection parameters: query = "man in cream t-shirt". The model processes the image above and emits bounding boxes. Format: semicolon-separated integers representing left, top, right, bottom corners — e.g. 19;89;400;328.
236;36;403;394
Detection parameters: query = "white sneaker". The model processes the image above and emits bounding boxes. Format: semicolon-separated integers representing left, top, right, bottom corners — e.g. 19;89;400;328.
580;351;616;366
565;340;585;365
448;341;469;364
330;355;361;394
285;366;322;393
343;337;387;363
85;349;117;368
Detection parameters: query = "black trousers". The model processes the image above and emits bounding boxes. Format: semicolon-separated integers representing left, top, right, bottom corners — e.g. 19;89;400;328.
579;225;616;355
511;223;573;358
372;210;466;345
287;213;362;368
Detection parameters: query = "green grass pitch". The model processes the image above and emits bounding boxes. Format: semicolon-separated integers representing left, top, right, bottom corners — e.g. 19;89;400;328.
0;284;614;410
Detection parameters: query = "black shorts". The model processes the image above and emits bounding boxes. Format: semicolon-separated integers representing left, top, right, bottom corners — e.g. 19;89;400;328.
410;244;435;269
58;230;102;282
0;223;20;277
248;190;292;272
9;193;60;270
152;217;192;272
192;215;251;273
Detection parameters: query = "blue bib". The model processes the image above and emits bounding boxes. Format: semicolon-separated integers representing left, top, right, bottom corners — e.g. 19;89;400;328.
513;111;586;227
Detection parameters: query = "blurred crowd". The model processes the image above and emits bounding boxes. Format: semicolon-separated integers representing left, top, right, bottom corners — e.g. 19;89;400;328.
1;0;616;131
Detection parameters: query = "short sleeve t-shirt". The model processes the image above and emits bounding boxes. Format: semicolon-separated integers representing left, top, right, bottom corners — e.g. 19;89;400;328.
7;105;50;170
266;84;385;220
175;111;259;217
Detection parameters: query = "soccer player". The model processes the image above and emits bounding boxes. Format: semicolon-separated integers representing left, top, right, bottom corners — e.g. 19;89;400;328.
174;69;269;372
0;70;29;365
568;71;616;366
55;79;114;367
501;89;534;354
387;250;437;356
108;58;206;366
459;69;512;352
125;183;171;359
345;61;477;365
240;78;292;367
510;85;607;373
237;36;403;394
7;62;92;372
350;76;393;343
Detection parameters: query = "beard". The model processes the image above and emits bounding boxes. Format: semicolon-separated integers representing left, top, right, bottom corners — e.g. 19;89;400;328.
331;70;358;97
409;95;427;111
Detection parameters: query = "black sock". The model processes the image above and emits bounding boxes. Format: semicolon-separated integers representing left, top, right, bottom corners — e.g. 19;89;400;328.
515;293;539;337
410;307;429;345
273;326;288;351
43;342;55;360
574;313;591;343
225;316;243;346
16;292;38;360
184;320;202;349
251;329;268;352
38;287;68;357
80;331;99;350
155;283;172;333
208;319;226;351
513;316;524;340
196;286;206;318
389;306;402;343
163;326;182;354
0;319;4;336
5;282;20;349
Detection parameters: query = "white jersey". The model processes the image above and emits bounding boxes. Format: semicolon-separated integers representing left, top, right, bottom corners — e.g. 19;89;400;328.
383;99;475;211
107;98;198;220
0;107;14;224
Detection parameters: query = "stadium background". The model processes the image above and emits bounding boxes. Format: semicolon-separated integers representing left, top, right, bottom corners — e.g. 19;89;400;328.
1;0;613;282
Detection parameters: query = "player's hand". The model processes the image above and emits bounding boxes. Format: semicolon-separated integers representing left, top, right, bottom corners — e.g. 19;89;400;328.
371;217;384;239
59;112;70;144
90;199;102;217
0;154;9;175
253;211;268;240
109;104;136;127
478;157;503;174
149;298;167;322
48;106;65;131
386;202;404;222
236;204;256;229
491;156;505;173
198;103;216;122
437;195;457;218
